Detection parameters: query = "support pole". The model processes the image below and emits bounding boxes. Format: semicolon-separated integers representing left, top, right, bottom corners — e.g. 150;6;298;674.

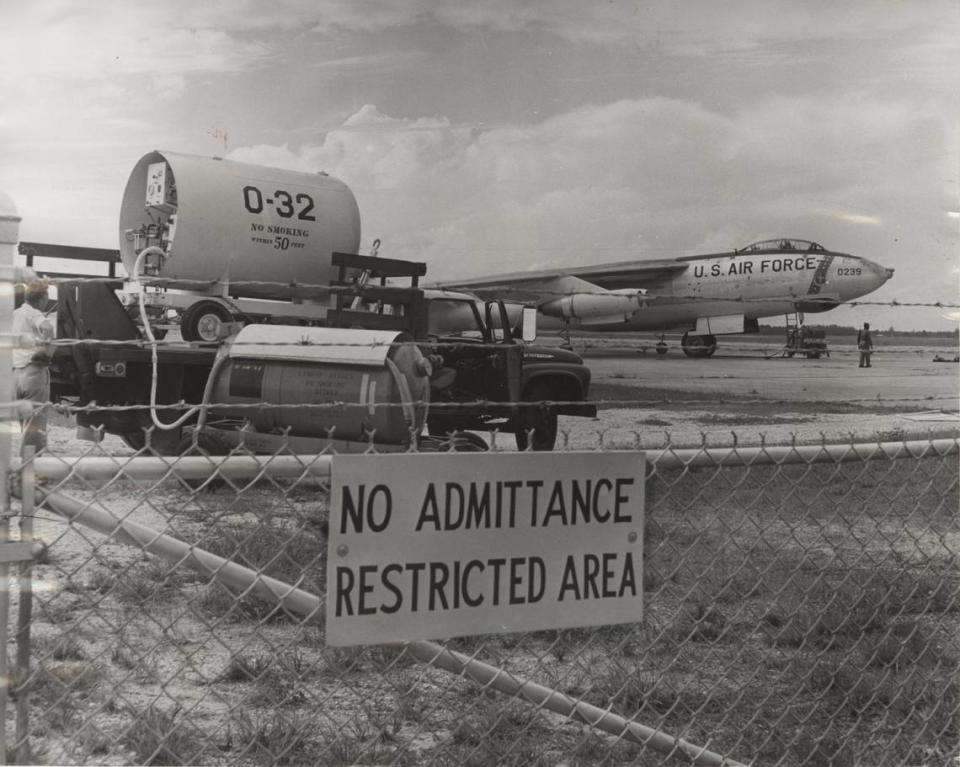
13;448;34;763
31;488;323;625
404;642;743;766
14;437;958;485
0;189;23;766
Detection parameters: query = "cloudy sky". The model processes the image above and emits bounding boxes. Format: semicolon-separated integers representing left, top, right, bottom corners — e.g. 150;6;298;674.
2;1;958;330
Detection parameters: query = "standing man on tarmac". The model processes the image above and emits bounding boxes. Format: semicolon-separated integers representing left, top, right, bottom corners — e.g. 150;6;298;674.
12;273;55;456
857;322;874;368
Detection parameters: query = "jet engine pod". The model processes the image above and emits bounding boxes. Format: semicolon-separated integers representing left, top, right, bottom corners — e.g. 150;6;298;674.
539;289;644;322
119;151;361;300
210;325;430;446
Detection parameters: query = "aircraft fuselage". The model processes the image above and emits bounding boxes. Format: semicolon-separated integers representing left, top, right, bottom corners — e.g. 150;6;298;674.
543;241;893;333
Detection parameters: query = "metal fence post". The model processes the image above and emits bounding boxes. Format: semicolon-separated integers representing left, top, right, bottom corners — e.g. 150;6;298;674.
0;189;23;766
13;447;34;764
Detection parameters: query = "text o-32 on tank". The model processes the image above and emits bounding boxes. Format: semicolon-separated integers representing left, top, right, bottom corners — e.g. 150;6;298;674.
242;185;317;221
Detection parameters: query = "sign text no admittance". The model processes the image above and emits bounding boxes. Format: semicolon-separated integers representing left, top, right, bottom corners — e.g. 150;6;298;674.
326;451;644;646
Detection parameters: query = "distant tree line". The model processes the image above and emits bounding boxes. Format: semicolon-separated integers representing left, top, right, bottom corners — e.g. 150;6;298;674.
758;324;958;338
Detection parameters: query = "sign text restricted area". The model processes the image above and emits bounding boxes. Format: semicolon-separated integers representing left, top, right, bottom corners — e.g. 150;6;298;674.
326;452;645;646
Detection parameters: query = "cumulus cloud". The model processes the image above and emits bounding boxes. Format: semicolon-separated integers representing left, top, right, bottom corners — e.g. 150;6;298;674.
227;96;950;290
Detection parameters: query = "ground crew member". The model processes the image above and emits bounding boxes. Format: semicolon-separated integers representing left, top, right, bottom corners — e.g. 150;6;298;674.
12;274;55;456
857;322;874;368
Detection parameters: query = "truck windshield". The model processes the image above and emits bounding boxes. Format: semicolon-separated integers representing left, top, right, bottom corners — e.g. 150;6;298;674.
427;299;484;337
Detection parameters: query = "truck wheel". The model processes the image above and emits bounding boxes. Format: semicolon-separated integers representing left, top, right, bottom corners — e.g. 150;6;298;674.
419;432;488;452
426;416;459;438
181;300;232;343
175;435;227;490
120;433;145;451
515;384;558;451
120;425;183;455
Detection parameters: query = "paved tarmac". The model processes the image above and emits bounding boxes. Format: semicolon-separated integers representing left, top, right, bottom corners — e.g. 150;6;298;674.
549;336;959;448
578;338;958;411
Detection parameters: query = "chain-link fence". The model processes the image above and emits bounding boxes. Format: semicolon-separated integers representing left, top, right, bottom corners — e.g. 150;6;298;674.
1;423;957;766
2;231;958;765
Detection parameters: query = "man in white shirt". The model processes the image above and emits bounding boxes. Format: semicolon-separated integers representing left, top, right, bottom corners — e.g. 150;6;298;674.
12;274;55;456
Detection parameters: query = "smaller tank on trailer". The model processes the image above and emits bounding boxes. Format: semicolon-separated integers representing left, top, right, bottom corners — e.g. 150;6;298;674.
119;150;362;340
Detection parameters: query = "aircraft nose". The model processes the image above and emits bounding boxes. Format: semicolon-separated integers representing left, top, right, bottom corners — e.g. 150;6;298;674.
885;268;895;281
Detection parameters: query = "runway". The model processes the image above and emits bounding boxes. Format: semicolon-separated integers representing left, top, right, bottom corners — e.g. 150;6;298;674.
579;338;958;410
554;336;959;450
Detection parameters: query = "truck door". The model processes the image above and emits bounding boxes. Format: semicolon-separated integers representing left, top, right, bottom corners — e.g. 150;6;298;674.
483;300;522;403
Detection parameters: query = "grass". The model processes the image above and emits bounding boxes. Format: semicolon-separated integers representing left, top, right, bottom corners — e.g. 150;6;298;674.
29;661;105;735
232;711;326;766
193;518;325;622
315;718;403;766
22;446;959;766
35;631;86;662
218;650;312;706
122;705;206;766
440;700;556;766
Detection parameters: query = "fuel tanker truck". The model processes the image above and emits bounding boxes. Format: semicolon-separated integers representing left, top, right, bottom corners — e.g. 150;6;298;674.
51;151;595;452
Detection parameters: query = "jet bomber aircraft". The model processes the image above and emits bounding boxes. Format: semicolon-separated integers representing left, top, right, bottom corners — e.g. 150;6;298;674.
440;238;895;357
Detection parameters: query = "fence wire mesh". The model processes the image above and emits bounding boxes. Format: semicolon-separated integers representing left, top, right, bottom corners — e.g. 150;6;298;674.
2;417;957;767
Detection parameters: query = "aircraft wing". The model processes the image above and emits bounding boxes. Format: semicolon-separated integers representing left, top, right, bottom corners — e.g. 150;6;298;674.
436;258;688;303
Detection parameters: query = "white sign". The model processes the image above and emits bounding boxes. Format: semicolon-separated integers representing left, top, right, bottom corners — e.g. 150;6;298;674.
326;451;644;646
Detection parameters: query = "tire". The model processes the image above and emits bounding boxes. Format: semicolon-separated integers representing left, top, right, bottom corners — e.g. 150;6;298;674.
515;384;558;451
681;332;717;359
175;435;227;490
425;416;490;452
120;424;183;455
181;300;232;343
120;433;146;452
426;415;460;438
655;341;668;355
419;432;489;452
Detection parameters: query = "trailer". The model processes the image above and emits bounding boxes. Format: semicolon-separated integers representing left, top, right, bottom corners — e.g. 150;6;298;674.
766;313;829;359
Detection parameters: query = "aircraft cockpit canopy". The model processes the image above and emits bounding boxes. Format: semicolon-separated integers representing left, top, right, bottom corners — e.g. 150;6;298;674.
740;238;825;253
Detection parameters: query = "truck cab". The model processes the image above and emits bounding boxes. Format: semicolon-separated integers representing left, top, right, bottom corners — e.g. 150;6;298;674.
327;252;595;450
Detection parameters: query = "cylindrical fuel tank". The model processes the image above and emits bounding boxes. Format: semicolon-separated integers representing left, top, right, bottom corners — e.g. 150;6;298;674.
119;151;360;300
210;326;430;445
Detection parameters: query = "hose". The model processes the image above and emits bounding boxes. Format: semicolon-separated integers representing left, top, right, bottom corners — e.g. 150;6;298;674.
131;246;228;433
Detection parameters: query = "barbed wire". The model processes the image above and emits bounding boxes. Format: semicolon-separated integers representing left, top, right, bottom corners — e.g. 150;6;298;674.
2;335;955;356
2;394;956;419
5;272;956;309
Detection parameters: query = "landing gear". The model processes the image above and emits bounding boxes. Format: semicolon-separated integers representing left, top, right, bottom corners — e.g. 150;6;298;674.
681;332;717;358
559;321;573;351
655;336;668;355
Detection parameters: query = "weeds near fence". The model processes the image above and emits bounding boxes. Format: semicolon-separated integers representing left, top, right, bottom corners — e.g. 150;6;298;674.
8;439;958;765
122;705;206;766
